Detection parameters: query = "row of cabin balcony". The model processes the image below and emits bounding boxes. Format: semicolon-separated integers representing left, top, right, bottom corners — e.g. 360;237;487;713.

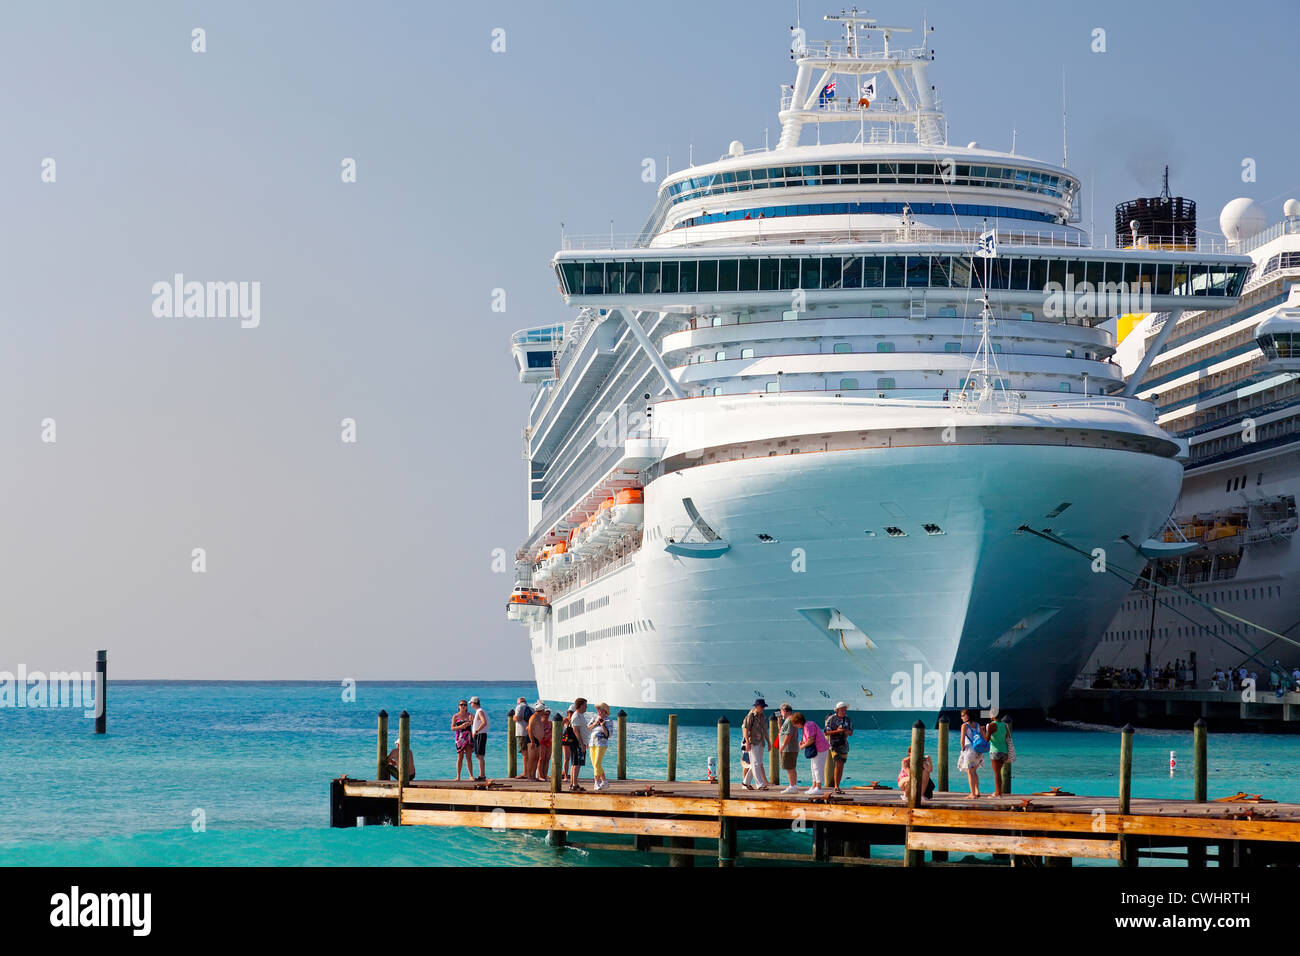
672;339;1112;366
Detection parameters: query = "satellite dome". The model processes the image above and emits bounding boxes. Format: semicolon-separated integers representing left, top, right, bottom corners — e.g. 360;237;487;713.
1220;197;1267;242
966;141;980;150
729;140;745;158
1284;198;1300;219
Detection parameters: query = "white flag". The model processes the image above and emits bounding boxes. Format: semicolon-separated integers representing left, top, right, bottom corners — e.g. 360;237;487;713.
976;228;998;258
861;76;876;101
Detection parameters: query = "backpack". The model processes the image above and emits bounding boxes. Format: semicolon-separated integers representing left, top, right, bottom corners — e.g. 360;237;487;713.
968;724;990;754
517;704;533;725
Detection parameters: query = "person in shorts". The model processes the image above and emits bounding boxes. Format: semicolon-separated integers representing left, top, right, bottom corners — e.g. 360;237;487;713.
470;696;489;781
824;701;853;793
778;702;799;793
513;697;533;778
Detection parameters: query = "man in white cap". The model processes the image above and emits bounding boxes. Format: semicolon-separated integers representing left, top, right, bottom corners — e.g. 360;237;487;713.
514;696;534;779
824;702;853;793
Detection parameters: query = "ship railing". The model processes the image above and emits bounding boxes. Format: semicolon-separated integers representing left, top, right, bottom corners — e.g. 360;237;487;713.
793;40;930;62
559;227;1243;254
1235;217;1300;255
778;93;940;117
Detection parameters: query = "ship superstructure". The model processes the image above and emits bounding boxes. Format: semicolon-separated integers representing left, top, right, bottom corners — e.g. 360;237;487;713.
509;12;1250;721
1087;197;1300;683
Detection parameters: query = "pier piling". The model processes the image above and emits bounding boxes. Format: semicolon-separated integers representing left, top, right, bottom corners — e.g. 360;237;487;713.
94;650;106;735
1119;723;1135;868
934;716;950;862
1001;715;1013;795
666;714;678;782
768;714;780;783
547;713;565;847
617;710;627;780
1190;718;1208;868
376;710;389;781
717;716;735;867
507;713;517;778
904;720;925;867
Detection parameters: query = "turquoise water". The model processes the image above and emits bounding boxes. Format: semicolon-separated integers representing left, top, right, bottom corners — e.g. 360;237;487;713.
3;681;1298;866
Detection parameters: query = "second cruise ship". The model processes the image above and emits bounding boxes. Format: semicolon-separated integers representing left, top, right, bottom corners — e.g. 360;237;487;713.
508;12;1250;722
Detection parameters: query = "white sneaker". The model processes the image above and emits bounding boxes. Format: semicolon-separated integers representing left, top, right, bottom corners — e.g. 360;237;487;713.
781;786;798;794
805;786;823;796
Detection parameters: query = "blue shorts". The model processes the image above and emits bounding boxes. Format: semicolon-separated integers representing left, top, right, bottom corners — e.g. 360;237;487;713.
473;733;487;756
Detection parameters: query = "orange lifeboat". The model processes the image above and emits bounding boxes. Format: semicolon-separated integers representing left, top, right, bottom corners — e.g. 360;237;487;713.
610;487;645;531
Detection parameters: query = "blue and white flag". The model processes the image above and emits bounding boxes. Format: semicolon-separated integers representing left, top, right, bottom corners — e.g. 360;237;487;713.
860;76;876;102
976;228;998;258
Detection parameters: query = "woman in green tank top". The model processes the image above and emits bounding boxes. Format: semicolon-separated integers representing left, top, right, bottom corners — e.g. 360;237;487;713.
986;714;1011;797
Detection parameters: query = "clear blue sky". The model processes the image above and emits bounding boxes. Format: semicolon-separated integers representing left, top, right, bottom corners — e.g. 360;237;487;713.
0;0;1294;678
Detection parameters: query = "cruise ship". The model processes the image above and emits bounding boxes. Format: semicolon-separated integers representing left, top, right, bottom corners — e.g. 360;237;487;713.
507;12;1251;724
1086;197;1300;683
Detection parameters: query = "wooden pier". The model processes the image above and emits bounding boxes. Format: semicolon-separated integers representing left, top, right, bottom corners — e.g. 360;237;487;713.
330;712;1300;867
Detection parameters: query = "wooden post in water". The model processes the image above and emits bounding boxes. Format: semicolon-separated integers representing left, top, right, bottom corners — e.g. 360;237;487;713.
396;710;410;819
617;710;627;780
666;714;678;782
904;720;926;867
1118;723;1135;868
376;710;389;781
717;716;735;867
507;713;517;778
1000;715;1013;795
1190;718;1208;868
933;716;950;863
547;713;565;847
94;650;107;735
768;714;780;784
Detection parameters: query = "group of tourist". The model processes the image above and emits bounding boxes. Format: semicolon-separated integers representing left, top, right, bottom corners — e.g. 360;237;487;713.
451;695;1015;799
1093;659;1300;694
452;695;617;791
738;699;1014;800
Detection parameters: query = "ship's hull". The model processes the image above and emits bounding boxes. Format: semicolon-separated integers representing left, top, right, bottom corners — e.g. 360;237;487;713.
530;441;1182;724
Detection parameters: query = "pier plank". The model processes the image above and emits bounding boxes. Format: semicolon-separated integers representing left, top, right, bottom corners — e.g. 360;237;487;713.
399;807;720;839
906;831;1122;859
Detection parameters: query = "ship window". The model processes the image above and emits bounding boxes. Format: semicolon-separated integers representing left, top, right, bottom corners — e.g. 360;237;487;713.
718;259;739;292
561;262;583;294
877;342;895;352
1020;310;1034;321
712;315;724;327
643;261;661;294
877;377;896;389
992;343;1002;353
842;256;863;288
801;257;821;290
782;309;798;321
885;255;906;287
780;258;801;290
833;343;852;354
1028;259;1048;292
741;347;755;359
739;259;759;291
1065;349;1074;358
906;256;929;287
606;262;625;294
1060;382;1071;392
713;387;723;396
944;342;961;353
950;255;973;288
583;262;605;295
678;260;697;293
715;351;726;362
871;305;888;317
863;254;883;287
1009;258;1030;290
822;257;842;289
839;378;859;390
697;260;718;293
1085;260;1105;289
939;306;957;318
932;256;952;287
766;382;780;392
661;261;678;291
759;258;779;290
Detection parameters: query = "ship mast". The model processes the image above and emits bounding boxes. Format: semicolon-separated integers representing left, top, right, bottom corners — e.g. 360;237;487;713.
779;8;942;150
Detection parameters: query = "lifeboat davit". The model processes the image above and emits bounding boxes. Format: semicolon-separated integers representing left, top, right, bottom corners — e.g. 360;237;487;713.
506;585;550;623
609;487;644;531
589;497;617;545
546;540;570;573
